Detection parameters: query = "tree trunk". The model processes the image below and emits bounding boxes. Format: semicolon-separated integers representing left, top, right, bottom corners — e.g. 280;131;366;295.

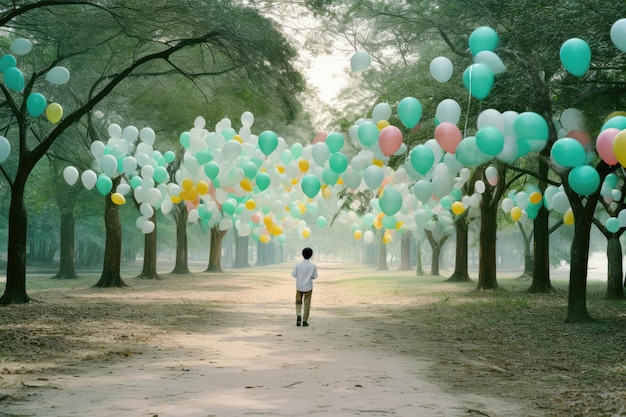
1;177;30;304
447;213;471;282
415;237;424;276
398;231;412;271
517;221;533;279
136;212;159;279
171;203;190;274
606;235;625;300
206;226;225;272
377;230;388;270
233;234;250;268
52;210;78;279
94;179;127;288
565;210;593;322
477;195;498;290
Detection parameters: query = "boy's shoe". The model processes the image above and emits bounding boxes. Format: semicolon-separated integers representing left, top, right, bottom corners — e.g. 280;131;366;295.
302;321;309;327
297;315;302;326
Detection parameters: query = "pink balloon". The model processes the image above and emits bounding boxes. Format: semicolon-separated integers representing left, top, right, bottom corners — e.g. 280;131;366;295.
568;130;592;150
313;131;327;144
434;122;463;153
596;128;620;165
378;125;403;156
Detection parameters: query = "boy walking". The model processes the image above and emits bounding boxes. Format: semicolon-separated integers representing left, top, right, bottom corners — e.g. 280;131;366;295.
291;247;318;327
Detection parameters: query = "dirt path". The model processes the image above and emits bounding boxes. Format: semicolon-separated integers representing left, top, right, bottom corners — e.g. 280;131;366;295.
2;262;539;417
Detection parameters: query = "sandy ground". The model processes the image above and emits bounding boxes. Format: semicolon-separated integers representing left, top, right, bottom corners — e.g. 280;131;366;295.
1;261;544;417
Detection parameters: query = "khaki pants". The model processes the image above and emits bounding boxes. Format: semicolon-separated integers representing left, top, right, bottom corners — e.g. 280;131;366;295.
295;290;312;321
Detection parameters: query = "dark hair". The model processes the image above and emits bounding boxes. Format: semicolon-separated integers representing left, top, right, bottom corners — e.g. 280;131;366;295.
302;247;313;259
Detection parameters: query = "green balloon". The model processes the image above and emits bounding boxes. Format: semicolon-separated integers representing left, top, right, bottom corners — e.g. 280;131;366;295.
204;161;220;180
397;97;423;129
409;145;434;175
26;93;47;117
326;132;345;153
301;175;321;199
463;64;494;100
255;172;270;191
96;175;113;196
179;132;190;148
379;188;403;216
568;165;600;196
469;26;499;55
258;130;278;156
322;168;339;185
357;122;379;147
560;38;591;77
329;152;348;174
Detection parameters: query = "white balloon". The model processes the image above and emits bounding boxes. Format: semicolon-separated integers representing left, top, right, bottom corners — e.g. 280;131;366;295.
351;50;371;72
100;154;118;177
146;188;162;206
140;203;154;218
477;109;504;132
560;108;584;131
0;136;10;164
63;166;79;185
10;38;32;55
363;230;374;244
219;218;233;231
194;116;206;129
161;199;173;215
123;125;139;142
241;111;254;127
475;50;506;74
45;66;70;85
436;99;461;124
372;102;392;122
141;164;155;179
430;56;453;83
141;220;155;234
610;19;626;52
222;140;242;162
139;127;155;145
116;183;131;195
90;140;105;159
188;209;199;223
108;124;122;139
475;180;486;194
551;192;570;214
81;170;97;190
122;156;137;175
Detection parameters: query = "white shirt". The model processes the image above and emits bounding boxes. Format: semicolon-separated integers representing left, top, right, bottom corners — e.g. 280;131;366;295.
291;259;318;292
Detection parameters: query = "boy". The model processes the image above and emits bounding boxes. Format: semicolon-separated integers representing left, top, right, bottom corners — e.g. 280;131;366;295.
291;247;318;327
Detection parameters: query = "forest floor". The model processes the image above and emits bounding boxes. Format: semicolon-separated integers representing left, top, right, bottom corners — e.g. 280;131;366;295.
0;260;625;417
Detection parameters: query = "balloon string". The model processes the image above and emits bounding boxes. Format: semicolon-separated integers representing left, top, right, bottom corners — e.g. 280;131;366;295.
463;63;474;140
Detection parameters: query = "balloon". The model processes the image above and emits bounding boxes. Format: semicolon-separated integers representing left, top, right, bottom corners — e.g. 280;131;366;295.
312;142;330;165
301;175;321;199
343;168;361;189
550;137;586;168
63;166;79;185
354;230;363;240
316;216;327;228
560;108;585;131
222;140;242;162
329;152;348;174
139;127;155;145
613;129;626;166
409;145;435;175
606;217;620;233
4;67;24;91
372;103;392;122
455;137;492;166
529;192;542;205
0;54;16;72
397;97;422;129
111;193;126;205
258;130;278;155
96;175;113;196
567;130;591;150
429;56;453;83
363;230;374;244
351;50;371;72
552;192;570;213
568;165;600;196
256;172;270;191
313;131;327;144
378;125;403;156
46;66;70;85
463;63;494;100
451;201;465;215
379;188;403;216
485;166;498;186
510;206;522;221
363;165;384;190
99;154;118;177
377;120;390;130
514;112;548;146
204;161;220;180
26;93;47;117
10;38;32;55
322;168;339;185
141;221;155;235
413;179;432;203
436;99;461;124
560;38;591;77
326;132;345;153
597;128;620;165
474;50;506;74
468;26;499;55
611;19;626;52
357;122;379;147
477;109;505;132
602;116;626;131
45;103;63;123
563;208;575;225
241;111;254;127
434;122;462;153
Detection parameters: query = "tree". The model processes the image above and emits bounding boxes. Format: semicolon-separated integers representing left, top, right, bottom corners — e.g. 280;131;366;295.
0;1;305;304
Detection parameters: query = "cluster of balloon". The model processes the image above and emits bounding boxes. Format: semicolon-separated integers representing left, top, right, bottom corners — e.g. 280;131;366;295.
0;38;70;163
64;124;172;234
501;186;544;222
599;174;626;233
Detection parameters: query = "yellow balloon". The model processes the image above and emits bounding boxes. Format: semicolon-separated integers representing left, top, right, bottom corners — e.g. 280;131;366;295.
171;196;182;204
269;224;283;236
245;200;256;210
181;178;194;191
529;191;542;204
298;202;307;214
382;232;392;244
302;227;310;238
510;206;522;221
395;221;404;230
263;214;273;225
613;129;626;166
45;103;63;124
372;159;384;167
111;192;126;205
276;165;285;174
322;187;331;198
451;201;465;215
377;120;390;130
259;234;271;244
233;134;243;143
299;160;310;172
196;180;209;195
354;230;363;240
240;178;253;192
564;208;575;225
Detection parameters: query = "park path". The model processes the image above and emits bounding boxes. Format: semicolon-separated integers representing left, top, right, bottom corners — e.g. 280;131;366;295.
4;262;536;417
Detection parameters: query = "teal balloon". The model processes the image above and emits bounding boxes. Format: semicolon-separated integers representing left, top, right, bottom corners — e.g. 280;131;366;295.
568;165;600;196
130;176;142;189
469;26;499;55
221;128;237;140
513;112;549;141
196;149;213;164
179;132;190;148
409;145;435;175
326;132;345;153
397;97;423;129
4;67;24;91
601;116;626;131
413;179;432;203
242;161;258;179
204;161;220;180
357;122;379;147
329;152;348;174
455;137;492;166
153;166;168;183
255;172;270;191
258;130;278;156
222;200;236;215
560;38;591;77
291;143;303;158
382;215;398;229
550;138;586;168
606;217;620;233
322;168;339;185
463;64;494;100
301;174;321;198
26;93;47;117
96;175;113;196
0;54;17;72
475;126;504;156
316;216;328;228
379;188;403;216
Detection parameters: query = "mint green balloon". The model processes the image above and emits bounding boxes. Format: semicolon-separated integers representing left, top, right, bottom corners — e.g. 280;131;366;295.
204;161;220;180
551;138;586;168
179;132;190;148
322;168;339;185
4;66;24;91
26;93;47;117
476;126;504;156
357;122;379;147
560;38;591;77
379;188;403;216
255;172;270;191
397;97;423;129
382;214;398;229
258;130;278;156
469;26;499;55
329;152;348;174
409;145;434;175
326;132;345;153
301;175;321;198
96;175;113;196
463;64;494;100
568;165;600;196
